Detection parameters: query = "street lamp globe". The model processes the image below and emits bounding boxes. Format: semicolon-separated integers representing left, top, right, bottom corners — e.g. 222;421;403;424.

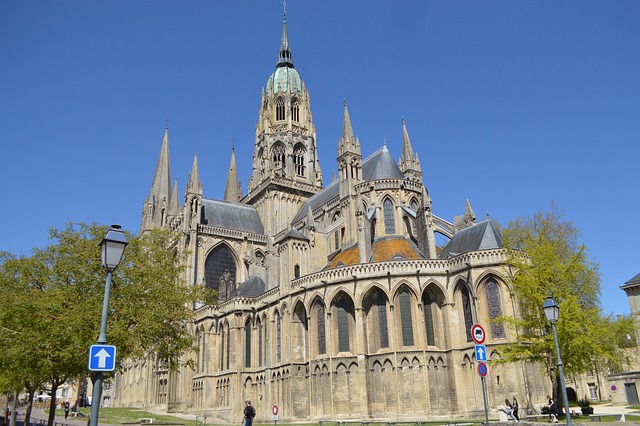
543;296;559;323
101;225;128;271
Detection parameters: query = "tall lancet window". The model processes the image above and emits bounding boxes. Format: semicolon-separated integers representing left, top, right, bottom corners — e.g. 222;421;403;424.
383;198;395;234
317;303;326;355
276;97;285;121
276;312;282;363
293;144;306;177
291;98;299;122
410;198;418;234
460;284;474;342
486;279;506;338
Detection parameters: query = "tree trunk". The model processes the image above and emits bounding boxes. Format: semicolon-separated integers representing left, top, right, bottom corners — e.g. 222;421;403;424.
9;392;18;426
46;383;60;426
23;392;35;426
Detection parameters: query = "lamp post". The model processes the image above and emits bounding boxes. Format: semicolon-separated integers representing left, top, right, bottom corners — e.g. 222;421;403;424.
543;296;572;425
89;225;128;426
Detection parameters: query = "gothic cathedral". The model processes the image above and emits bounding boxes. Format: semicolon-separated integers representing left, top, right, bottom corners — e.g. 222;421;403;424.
118;9;549;422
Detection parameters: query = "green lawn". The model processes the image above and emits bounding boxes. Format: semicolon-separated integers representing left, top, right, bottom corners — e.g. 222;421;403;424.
57;407;198;426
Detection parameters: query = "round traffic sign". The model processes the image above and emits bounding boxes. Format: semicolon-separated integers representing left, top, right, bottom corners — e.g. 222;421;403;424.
477;361;488;377
272;405;278;415
471;323;486;344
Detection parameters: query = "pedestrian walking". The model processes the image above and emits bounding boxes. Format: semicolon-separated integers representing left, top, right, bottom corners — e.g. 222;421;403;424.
512;396;519;421
548;395;558;423
505;398;518;421
64;401;70;420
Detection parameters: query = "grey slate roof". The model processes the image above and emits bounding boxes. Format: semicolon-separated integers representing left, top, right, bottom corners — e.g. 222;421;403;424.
439;219;503;258
621;273;640;289
278;227;309;243
362;146;405;181
292;146;406;223
201;198;264;234
235;276;266;298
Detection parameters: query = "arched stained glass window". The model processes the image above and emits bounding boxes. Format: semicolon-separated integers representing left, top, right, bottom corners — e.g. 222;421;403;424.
486;279;506;338
204;245;236;302
383;198;395;234
220;327;225;370
335;295;353;353
258;318;263;367
376;291;389;348
423;292;436;346
399;289;414;346
245;321;252;368
460;285;474;342
317;304;326;355
276;312;282;363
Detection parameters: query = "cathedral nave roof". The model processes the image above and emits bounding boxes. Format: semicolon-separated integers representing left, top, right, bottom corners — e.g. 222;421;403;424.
200;198;264;235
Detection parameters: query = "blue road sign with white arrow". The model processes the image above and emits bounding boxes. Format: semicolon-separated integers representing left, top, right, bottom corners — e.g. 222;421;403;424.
88;344;117;372
475;344;487;362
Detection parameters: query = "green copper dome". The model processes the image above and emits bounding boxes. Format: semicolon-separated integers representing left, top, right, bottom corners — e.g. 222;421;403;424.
267;67;302;94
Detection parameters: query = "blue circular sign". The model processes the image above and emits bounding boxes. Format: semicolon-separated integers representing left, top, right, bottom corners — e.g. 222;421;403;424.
478;361;488;377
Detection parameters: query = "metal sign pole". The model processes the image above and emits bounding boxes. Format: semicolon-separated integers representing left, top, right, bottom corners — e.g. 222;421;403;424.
481;376;489;426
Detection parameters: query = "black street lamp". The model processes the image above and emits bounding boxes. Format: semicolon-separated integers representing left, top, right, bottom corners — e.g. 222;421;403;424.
89;225;128;426
543;296;572;425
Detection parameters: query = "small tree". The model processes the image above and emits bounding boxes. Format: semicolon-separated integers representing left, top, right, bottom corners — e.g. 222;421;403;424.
0;223;211;426
498;205;634;410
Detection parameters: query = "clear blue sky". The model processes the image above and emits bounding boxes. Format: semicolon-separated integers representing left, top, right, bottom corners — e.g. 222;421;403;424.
1;1;638;315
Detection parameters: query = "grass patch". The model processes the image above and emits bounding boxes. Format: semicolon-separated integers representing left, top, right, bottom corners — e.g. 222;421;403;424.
55;407;198;426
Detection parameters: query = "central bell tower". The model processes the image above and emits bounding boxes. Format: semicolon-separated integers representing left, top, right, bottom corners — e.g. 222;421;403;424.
245;8;323;238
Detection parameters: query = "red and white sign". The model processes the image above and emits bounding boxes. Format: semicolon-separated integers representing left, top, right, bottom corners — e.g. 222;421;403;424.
272;405;278;416
471;323;486;345
477;361;488;377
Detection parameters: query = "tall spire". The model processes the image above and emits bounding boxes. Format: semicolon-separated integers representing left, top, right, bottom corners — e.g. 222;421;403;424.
401;117;415;162
398;118;422;180
149;126;172;203
224;147;242;202
342;100;354;144
186;154;202;195
169;179;180;216
141;125;173;232
277;2;293;68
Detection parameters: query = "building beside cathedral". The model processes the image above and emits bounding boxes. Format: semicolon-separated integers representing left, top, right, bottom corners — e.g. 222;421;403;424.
113;10;550;422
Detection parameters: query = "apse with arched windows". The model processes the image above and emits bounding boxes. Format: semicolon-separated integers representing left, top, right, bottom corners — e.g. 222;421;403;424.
204;244;237;302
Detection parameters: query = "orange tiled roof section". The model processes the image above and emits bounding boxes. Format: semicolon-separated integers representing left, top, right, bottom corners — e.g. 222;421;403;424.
326;237;424;269
327;244;360;269
372;237;423;262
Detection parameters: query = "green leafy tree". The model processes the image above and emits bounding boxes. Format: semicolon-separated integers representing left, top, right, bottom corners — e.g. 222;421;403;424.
0;223;211;426
498;205;634;410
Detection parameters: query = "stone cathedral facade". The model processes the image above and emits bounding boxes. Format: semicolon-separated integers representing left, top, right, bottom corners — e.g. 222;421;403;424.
114;11;549;422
